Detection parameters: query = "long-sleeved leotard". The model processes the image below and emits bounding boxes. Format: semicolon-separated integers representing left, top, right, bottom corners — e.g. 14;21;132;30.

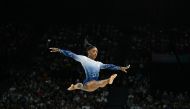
59;49;121;84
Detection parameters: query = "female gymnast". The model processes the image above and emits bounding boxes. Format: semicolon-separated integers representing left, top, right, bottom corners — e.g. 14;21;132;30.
49;45;130;92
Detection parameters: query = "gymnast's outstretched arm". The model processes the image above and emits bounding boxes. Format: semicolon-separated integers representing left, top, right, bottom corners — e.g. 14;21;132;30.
49;47;84;62
100;62;130;73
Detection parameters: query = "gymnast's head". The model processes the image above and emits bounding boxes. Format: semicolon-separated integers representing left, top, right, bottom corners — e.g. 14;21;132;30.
87;45;98;60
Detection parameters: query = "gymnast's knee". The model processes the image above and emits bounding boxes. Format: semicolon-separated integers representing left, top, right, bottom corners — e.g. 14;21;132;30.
74;83;84;89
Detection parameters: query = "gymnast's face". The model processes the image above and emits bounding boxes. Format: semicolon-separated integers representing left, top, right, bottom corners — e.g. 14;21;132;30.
88;47;98;60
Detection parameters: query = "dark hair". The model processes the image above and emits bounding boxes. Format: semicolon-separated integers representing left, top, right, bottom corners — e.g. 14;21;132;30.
84;38;96;51
86;45;96;51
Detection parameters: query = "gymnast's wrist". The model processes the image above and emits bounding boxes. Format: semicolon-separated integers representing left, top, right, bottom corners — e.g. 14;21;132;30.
58;49;62;53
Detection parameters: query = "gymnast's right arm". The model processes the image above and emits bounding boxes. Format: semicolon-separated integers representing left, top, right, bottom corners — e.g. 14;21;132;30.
49;47;83;62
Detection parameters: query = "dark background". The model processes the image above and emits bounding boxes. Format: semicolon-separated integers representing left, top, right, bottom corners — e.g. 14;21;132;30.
1;0;190;24
1;0;189;88
0;1;190;108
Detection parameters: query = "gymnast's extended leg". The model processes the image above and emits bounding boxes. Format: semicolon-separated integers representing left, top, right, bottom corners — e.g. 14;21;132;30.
67;74;117;92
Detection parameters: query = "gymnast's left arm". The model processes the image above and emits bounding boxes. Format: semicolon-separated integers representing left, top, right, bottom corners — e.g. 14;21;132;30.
100;62;130;73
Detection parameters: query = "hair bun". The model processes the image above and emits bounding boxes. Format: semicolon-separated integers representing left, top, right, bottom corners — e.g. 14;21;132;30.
84;38;96;51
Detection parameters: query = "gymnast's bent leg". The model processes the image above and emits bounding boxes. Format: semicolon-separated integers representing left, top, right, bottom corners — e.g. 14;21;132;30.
98;74;117;88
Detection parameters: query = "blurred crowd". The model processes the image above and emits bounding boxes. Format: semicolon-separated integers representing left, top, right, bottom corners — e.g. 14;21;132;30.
0;69;109;109
0;23;190;109
124;69;190;109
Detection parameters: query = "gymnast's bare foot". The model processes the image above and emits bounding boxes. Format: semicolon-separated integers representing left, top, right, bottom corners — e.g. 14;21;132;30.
67;84;75;91
109;74;117;84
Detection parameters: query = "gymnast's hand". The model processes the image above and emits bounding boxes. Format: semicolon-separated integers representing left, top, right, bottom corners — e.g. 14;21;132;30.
49;47;60;53
120;65;130;73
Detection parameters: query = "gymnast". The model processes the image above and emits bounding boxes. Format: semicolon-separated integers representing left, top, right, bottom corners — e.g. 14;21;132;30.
49;41;130;92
